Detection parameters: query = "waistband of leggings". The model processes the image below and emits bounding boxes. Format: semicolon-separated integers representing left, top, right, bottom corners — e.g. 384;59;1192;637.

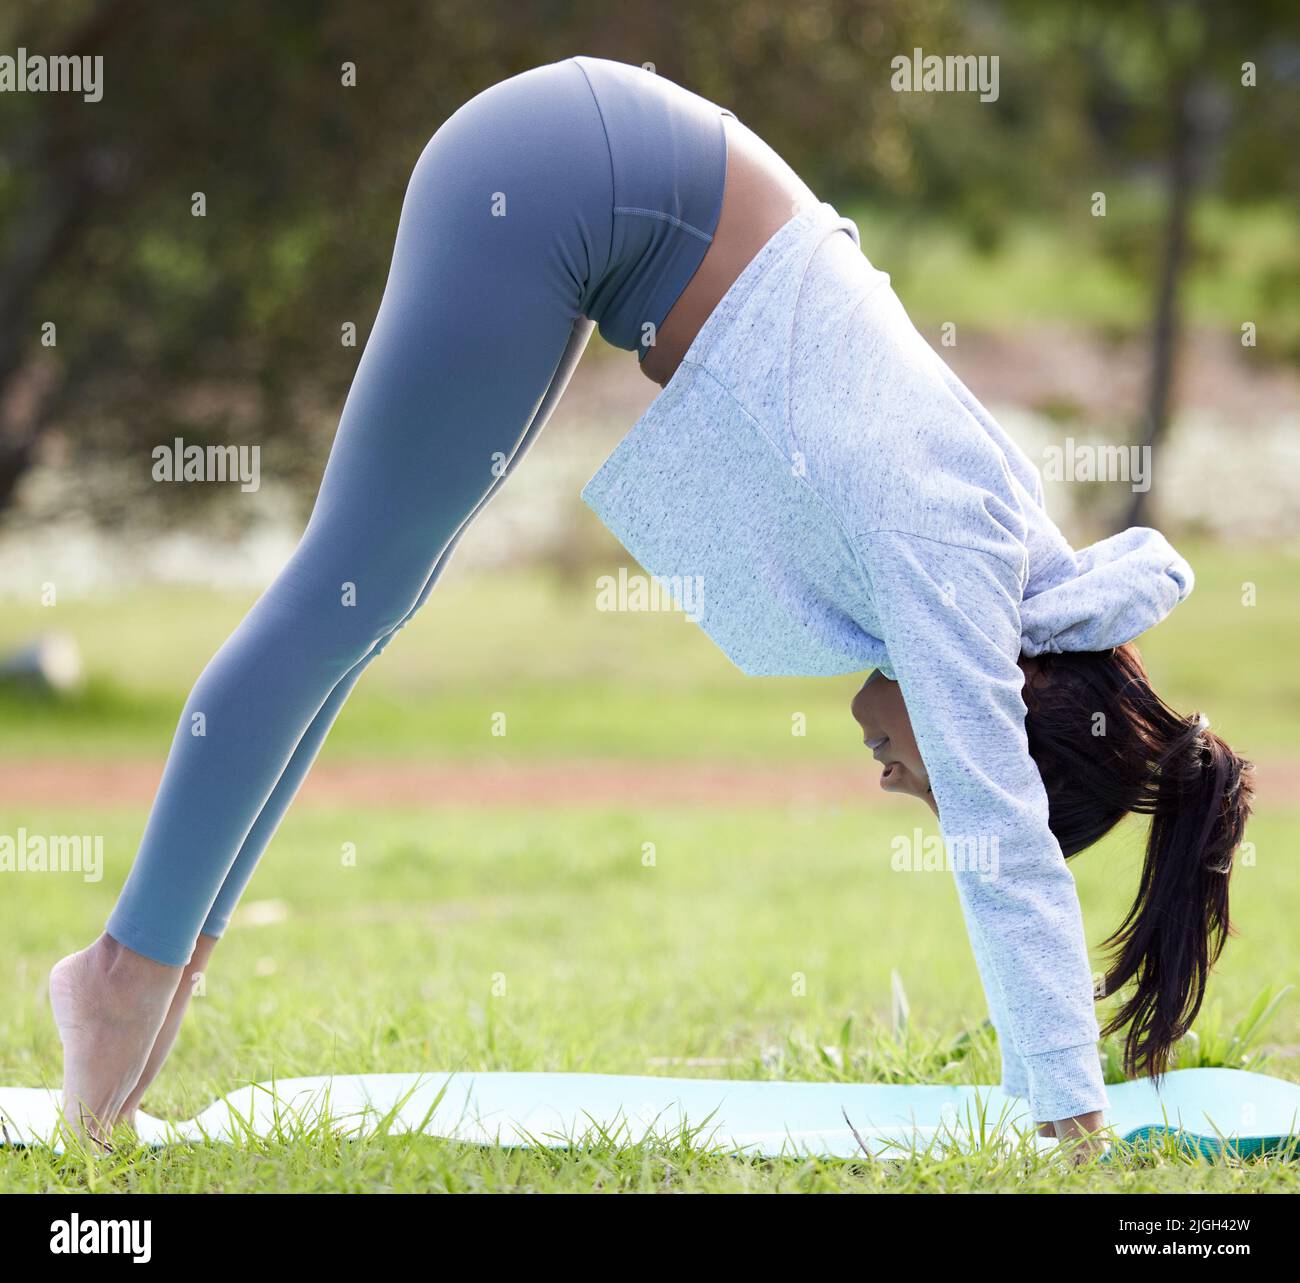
572;56;728;244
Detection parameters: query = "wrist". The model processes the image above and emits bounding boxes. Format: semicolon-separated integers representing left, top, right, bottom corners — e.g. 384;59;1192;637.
1051;1110;1105;1136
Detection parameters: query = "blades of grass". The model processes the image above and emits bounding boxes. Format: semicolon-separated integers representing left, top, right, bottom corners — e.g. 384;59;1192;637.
890;970;910;1040
839;1106;875;1162
1231;983;1294;1064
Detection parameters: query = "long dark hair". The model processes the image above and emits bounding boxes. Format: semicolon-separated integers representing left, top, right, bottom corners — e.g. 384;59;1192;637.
1022;642;1253;1079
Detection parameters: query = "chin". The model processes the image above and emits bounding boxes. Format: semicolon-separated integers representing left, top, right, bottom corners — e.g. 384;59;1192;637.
880;768;927;801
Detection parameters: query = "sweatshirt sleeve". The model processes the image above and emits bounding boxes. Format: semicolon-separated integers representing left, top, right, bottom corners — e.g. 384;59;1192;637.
959;880;1030;1100
858;529;1107;1122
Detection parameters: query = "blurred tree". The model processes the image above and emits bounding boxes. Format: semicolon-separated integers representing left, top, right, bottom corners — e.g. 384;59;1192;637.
0;0;952;525
1;0;527;524
1005;0;1300;529
0;0;1295;531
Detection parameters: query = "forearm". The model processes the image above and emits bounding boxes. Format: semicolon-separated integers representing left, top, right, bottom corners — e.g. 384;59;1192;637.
859;531;1108;1122
955;878;1030;1099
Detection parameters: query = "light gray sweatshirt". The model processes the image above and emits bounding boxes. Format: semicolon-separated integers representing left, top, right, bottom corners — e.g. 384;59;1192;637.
582;204;1194;1122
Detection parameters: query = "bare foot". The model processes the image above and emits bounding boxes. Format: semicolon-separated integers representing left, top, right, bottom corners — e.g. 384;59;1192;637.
49;934;184;1145
119;933;219;1124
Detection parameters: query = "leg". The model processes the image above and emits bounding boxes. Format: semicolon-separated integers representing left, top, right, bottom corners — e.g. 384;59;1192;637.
196;313;593;944
115;316;592;1122
53;60;613;1134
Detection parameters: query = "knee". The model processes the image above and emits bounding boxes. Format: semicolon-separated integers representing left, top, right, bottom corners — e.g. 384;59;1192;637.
254;550;427;673
322;574;424;661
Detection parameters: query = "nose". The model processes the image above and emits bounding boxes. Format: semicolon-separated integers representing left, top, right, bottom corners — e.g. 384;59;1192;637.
850;683;872;728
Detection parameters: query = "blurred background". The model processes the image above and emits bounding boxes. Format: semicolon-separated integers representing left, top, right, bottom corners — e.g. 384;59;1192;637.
1;0;1299;1140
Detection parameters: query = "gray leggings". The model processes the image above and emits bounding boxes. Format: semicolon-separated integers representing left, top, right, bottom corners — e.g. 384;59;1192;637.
107;56;729;964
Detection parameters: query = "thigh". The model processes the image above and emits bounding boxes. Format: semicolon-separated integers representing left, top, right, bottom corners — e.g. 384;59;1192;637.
288;60;612;628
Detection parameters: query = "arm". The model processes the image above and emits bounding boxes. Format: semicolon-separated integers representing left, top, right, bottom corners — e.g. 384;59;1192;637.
917;770;1031;1100
959;881;1030;1101
962;882;1106;1151
859;529;1107;1124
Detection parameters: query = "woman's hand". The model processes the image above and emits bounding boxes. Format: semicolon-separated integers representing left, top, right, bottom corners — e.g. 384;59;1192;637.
1038;1111;1107;1164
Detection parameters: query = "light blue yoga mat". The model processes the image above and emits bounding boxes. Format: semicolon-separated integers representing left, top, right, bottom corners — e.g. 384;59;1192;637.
2;1069;1296;1158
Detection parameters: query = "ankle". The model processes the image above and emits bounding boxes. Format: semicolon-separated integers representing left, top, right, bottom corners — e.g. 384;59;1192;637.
91;933;186;990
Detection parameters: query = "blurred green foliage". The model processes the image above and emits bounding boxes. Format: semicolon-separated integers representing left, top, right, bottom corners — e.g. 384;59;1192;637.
0;0;1296;519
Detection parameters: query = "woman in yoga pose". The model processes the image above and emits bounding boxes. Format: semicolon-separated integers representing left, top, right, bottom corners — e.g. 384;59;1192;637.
51;56;1252;1150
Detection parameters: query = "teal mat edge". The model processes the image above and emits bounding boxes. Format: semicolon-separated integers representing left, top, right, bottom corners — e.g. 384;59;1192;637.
1117;1125;1300;1160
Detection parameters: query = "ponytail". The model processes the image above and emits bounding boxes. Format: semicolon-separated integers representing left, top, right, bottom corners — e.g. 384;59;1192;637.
1023;644;1254;1078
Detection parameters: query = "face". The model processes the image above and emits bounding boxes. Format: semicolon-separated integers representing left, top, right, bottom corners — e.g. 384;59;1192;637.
851;659;1043;812
850;670;936;812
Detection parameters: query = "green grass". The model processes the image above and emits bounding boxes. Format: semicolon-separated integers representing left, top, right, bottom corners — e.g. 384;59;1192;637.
1;540;1298;761
1;542;1295;1190
3;800;1297;1192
